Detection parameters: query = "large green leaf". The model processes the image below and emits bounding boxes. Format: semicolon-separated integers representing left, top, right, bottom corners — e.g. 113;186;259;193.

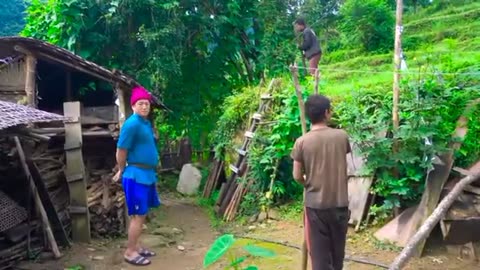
243;266;258;270
203;234;236;268
243;245;276;258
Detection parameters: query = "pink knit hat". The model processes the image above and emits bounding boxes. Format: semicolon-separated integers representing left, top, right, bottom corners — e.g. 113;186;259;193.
130;86;152;106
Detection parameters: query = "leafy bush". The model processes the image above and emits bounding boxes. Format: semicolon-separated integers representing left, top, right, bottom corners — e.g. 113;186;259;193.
211;85;267;160
335;74;480;210
340;0;395;52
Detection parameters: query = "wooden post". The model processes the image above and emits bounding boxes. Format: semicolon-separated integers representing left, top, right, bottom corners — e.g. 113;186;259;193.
389;172;480;270
116;86;130;232
314;69;320;95
24;54;37;107
63;101;90;242
117;86;127;127
14;137;62;258
392;0;403;131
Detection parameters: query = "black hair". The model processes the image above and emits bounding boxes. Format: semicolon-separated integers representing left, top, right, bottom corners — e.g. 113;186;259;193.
305;94;331;124
294;18;306;26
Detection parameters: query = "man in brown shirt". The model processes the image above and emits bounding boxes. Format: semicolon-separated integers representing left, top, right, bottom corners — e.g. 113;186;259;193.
291;94;351;270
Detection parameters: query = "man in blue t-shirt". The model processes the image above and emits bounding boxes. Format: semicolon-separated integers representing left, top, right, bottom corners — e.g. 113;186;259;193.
113;86;160;266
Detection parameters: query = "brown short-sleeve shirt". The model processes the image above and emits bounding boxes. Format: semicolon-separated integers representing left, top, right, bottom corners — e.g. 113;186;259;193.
291;127;351;209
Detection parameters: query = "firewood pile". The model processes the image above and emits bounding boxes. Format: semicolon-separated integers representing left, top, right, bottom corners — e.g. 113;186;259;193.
86;168;125;238
202;160;225;198
202;159;252;222
0;136;71;235
0;137;47;269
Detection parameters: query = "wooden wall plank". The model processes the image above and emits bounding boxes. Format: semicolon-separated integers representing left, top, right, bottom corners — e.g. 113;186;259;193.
0;61;26;103
63;101;91;242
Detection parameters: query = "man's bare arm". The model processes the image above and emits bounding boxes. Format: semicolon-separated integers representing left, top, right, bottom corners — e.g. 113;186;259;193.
116;148;128;172
292;160;306;186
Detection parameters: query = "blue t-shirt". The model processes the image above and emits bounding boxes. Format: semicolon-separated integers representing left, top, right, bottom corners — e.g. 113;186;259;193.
117;113;159;185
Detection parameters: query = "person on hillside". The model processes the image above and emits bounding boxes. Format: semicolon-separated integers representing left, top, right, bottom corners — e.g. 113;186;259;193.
113;86;160;266
290;94;351;270
294;18;322;76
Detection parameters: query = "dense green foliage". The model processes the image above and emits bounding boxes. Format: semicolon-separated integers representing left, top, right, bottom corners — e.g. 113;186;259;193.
22;0;304;148
340;0;395;52
336;73;480;209
22;0;431;149
0;0;26;36
210;1;480;218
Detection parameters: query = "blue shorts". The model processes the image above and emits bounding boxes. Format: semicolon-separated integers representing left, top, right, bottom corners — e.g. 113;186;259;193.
122;177;160;216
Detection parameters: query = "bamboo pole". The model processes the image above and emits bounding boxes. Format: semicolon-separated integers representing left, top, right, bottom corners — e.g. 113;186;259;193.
389;172;480;270
116;85;127;127
314;69;320;95
14;137;62;258
392;0;403;131
290;65;308;135
290;65;308;270
24;54;37;107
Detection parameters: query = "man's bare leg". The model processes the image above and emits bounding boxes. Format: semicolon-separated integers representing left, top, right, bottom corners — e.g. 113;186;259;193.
124;215;147;259
308;53;321;76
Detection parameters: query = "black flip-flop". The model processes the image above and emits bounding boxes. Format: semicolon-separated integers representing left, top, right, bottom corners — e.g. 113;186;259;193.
139;248;156;257
124;255;151;266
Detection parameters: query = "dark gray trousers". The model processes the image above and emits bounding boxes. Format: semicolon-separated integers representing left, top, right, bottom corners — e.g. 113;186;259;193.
305;207;350;270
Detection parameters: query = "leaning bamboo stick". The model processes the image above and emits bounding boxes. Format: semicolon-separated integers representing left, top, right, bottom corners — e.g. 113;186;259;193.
225;184;242;221
14;137;62;259
227;184;244;221
212;161;224;195
290;65;309;270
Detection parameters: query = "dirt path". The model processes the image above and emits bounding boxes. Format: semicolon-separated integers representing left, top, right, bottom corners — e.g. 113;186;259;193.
18;195;216;270
16;195;480;270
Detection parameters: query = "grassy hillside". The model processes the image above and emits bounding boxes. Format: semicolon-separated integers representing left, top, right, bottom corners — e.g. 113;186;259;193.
317;1;480;98
210;1;480;217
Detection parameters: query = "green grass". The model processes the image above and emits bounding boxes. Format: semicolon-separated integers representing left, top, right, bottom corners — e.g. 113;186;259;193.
277;200;303;221
316;1;480;101
197;191;226;229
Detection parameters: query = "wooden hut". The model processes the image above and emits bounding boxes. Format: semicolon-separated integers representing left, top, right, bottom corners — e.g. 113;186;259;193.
0;37;168;245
